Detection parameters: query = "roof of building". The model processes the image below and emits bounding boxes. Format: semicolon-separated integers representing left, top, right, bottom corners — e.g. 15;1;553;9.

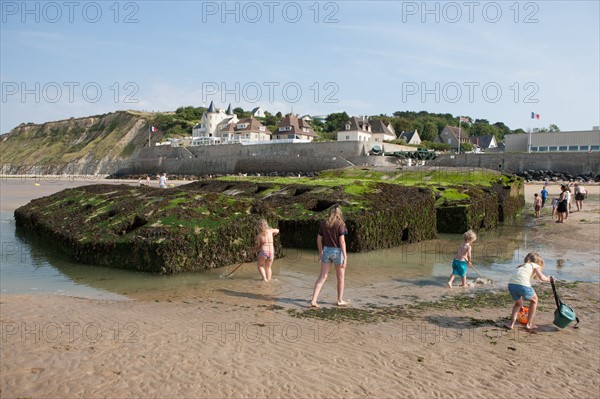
234;117;271;134
370;119;395;136
206;100;216;113
275;114;317;137
469;135;495;148
443;126;469;140
400;131;418;142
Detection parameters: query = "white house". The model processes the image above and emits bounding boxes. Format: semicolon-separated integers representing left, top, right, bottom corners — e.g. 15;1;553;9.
337;116;396;142
192;101;238;145
399;130;421;145
251;106;266;118
469;135;498;151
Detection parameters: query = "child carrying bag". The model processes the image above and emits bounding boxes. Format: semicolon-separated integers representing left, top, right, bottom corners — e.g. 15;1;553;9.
550;276;579;328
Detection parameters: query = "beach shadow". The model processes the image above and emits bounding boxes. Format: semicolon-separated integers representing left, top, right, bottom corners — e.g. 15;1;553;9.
424;315;489;329
218;288;308;307
394;277;448;287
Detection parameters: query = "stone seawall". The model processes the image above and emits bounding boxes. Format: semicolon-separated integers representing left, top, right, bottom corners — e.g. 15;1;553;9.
4;141;597;178
117;141;409;176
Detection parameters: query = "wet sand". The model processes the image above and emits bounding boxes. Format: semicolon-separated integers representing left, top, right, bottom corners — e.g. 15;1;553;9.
1;178;599;398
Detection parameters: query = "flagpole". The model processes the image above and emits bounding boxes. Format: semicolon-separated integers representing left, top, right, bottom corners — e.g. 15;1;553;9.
528;113;532;153
458;117;462;154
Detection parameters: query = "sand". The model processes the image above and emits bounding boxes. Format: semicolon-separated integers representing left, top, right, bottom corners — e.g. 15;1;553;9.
1;179;599;398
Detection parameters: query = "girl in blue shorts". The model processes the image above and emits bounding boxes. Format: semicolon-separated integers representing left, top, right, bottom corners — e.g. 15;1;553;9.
505;252;554;331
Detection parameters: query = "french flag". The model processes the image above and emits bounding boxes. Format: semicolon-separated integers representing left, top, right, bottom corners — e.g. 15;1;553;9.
531;112;540;120
150;125;157;133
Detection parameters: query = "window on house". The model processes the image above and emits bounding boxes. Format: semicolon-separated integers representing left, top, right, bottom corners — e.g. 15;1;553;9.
548;146;558;151
237;123;248;129
346;135;350;140
559;146;568;151
591;145;600;151
580;145;589;151
531;147;538;152
568;146;578;151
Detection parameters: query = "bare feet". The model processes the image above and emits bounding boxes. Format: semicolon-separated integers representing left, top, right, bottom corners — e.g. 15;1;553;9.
503;323;514;330
337;300;350;306
525;324;538;332
447;282;452;289
310;302;319;308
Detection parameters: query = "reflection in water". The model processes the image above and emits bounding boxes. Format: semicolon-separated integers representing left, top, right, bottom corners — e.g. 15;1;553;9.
2;211;598;306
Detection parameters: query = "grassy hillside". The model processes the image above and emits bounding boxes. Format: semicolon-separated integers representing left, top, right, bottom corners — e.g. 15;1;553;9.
0;111;156;165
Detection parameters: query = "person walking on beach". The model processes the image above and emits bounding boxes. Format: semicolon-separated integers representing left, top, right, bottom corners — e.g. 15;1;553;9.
447;230;477;288
540;186;548;208
574;183;587;211
159;173;168;188
533;193;542;219
504;252;554;332
254;219;279;282
310;204;349;307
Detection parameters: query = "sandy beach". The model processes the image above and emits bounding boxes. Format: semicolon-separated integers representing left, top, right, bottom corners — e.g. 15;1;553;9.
1;179;599;398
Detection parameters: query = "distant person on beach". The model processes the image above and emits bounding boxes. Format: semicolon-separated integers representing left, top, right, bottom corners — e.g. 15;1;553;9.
565;184;573;217
311;204;349;307
551;197;559;219
159;173;167;188
254;219;279;282
146;175;151;186
505;252;554;332
447;230;477;288
574;183;587;211
557;185;568;223
540;186;548;207
533;193;542;219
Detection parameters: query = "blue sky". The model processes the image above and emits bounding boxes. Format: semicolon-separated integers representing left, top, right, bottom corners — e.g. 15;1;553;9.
1;0;599;134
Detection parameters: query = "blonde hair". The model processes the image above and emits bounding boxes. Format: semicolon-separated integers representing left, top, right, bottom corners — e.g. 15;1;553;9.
257;219;269;234
464;229;477;242
523;251;544;269
326;204;344;228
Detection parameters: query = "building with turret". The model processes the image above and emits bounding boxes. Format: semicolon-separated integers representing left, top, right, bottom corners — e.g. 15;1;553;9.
192;101;239;145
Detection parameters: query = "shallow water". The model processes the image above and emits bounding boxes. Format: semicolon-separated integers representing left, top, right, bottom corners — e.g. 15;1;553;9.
1;179;598;306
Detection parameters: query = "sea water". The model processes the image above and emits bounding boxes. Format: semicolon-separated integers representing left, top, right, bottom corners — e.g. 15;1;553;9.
1;179;598;306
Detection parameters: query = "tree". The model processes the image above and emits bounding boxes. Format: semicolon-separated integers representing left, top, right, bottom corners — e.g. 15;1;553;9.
420;122;438;141
324;112;349;133
233;107;251;118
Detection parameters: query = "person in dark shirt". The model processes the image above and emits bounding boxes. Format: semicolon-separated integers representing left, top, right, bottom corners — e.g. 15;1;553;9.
310;204;349;307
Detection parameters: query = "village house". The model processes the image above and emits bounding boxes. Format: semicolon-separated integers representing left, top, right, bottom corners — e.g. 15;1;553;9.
221;116;271;143
399;130;421;145
251;106;266;118
437;126;470;152
271;114;317;141
337;116;396;142
469;135;498;152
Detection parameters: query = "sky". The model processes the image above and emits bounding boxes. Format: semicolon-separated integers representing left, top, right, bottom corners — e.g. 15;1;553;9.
1;0;599;134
